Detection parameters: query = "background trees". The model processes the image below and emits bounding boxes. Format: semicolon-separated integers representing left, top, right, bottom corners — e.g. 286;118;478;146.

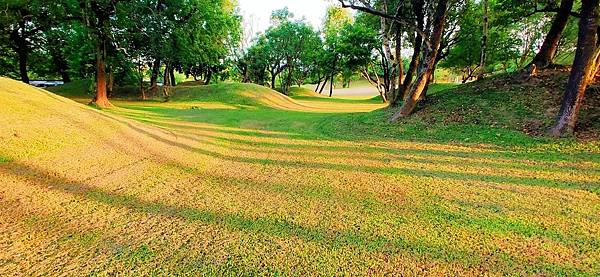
0;0;241;106
0;0;598;136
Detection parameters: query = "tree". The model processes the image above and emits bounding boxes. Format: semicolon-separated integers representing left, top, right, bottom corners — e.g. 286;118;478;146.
0;0;63;83
529;0;576;69
551;0;600;136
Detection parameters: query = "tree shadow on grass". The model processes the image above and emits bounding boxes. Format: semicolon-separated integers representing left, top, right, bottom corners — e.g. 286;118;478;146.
2;162;481;266
110;115;599;194
2;161;593;275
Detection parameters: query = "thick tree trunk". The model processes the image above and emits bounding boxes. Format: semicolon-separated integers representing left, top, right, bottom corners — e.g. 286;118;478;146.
477;0;489;80
12;20;30;84
391;0;449;120
150;58;161;95
530;0;575;69
551;0;600;136
271;70;277;89
401;0;424;98
205;70;213;85
18;48;29;84
92;40;112;108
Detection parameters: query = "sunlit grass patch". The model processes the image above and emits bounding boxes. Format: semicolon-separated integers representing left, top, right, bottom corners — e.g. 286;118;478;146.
1;77;600;275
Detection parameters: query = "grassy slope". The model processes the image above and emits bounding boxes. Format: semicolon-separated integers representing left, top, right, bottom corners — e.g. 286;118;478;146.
1;77;600;275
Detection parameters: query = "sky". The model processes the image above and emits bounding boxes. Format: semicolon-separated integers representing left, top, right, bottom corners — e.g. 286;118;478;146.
237;0;333;36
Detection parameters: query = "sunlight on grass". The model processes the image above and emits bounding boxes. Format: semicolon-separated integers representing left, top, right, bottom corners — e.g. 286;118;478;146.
1;78;599;275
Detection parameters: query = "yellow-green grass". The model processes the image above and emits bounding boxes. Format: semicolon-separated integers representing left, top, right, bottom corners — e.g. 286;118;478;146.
1;77;600;275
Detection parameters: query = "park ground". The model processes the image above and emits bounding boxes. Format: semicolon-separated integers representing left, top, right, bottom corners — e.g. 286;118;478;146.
1;74;600;275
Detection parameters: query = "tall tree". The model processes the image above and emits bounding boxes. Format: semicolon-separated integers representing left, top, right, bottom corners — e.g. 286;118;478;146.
551;0;600;136
529;0;576;69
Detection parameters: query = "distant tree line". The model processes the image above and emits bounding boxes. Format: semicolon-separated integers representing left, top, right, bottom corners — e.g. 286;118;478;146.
1;0;598;137
0;0;241;107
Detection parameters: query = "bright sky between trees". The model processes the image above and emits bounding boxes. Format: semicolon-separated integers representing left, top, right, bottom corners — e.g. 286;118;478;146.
238;0;333;34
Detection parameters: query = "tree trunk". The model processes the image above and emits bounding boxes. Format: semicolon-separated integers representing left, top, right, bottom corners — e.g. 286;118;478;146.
163;63;171;98
391;0;449;120
92;39;112;108
107;70;114;97
271;70;277;89
315;76;323;92
170;67;177;86
319;77;328;94
477;0;489;80
551;0;599;136
205;70;213;85
150;58;161;96
329;58;337;97
401;0;425;98
529;0;575;69
16;38;29;84
391;23;404;106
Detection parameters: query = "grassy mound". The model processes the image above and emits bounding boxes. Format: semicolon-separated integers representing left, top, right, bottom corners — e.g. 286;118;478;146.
177;80;206;86
323;70;599;144
170;83;353;111
46;79;93;97
412;70;600;139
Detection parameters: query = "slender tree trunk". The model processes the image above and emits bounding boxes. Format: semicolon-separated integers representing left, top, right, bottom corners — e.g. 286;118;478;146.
315;76;322;92
551;0;600;136
529;0;575;68
319;77;328;94
478;0;489;80
391;23;404;106
163;63;171;98
329;73;335;97
329;57;337;97
107;70;114;97
92;39;112;108
391;0;449;120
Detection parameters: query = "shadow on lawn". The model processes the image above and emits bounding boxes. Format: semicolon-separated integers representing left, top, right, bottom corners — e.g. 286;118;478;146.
2;160;593;275
112;115;599;193
2;161;478;265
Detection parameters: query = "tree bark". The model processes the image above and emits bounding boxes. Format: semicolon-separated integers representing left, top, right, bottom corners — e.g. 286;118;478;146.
391;0;449;120
529;0;575;69
271;71;277;89
92;39;112;108
390;22;404;106
150;58;161;95
551;0;600;136
401;0;424;98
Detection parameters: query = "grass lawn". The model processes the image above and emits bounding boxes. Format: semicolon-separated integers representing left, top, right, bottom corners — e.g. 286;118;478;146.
1;77;600;275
